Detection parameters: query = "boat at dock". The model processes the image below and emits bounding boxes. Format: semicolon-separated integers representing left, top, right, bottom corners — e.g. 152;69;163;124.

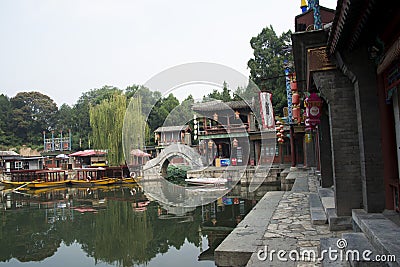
68;167;118;186
1;169;68;189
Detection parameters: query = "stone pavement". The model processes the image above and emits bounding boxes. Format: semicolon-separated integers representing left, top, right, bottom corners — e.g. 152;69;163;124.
215;168;351;267
247;172;349;266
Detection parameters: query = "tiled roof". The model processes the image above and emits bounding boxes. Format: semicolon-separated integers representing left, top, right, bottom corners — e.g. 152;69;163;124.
154;125;190;133
328;0;375;54
0;151;20;156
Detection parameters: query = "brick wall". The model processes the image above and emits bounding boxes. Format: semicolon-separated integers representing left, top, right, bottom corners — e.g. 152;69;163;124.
313;70;363;216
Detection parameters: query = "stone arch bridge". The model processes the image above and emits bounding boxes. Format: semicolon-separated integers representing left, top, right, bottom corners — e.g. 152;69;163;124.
143;143;207;176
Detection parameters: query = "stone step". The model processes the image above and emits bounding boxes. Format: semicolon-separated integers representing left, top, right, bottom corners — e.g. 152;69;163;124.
290;176;309;192
326;208;352;231
318;188;334;198
341;233;381;267
352;209;400;267
320;237;350;267
309;193;328;225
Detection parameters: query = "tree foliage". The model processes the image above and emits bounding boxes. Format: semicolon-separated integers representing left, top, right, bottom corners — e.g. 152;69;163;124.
123;95;150;164
247;25;292;116
89;93;126;166
203;81;233;102
10;91;58;145
164;95;195;127
0;94;13;147
71;85;122;150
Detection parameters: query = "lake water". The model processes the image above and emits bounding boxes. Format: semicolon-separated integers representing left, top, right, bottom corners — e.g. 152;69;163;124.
0;184;275;267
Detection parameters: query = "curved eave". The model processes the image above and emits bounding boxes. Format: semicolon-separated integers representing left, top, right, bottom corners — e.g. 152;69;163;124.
291;30;329;91
328;0;376;55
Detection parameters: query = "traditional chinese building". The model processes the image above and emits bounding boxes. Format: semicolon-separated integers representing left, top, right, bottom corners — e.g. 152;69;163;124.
0;152;44;172
192;99;279;167
292;0;400;237
154;125;191;155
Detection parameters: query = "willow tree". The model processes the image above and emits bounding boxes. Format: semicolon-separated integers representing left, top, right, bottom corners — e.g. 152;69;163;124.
122;95;149;166
90;93;126;166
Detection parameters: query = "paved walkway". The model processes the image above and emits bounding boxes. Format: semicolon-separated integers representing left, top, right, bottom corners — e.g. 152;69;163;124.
215;169;351;267
249;173;347;266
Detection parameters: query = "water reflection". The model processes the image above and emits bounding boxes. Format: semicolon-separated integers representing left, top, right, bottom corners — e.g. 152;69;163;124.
0;184;277;267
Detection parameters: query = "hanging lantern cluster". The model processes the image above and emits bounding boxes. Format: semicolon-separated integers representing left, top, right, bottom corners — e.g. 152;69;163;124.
275;121;285;144
290;73;301;124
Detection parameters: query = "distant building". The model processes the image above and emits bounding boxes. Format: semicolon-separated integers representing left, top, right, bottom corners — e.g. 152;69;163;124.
69;150;107;168
0;151;20;173
43;130;72;152
154;125;191;155
192;99;281;167
0;151;44;172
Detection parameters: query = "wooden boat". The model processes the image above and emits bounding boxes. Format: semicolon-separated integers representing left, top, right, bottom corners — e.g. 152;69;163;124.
69;168;118;186
1;169;68;189
69;177;118;186
117;176;141;184
103;165;138;184
27;180;69;188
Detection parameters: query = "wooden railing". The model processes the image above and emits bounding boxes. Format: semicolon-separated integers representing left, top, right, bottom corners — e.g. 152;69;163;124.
204;123;249;135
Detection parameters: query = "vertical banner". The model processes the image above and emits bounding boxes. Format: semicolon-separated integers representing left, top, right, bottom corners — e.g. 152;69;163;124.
259;92;275;129
284;68;293;124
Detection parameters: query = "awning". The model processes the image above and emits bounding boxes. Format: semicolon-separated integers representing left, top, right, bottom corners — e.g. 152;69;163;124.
69;150;107;157
130;149;151;157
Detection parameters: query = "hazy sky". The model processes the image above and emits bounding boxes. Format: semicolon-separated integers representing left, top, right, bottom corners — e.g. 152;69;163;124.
0;0;338;106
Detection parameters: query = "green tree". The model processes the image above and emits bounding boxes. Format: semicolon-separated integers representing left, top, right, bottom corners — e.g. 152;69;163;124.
248;25;292;116
123;95;150;163
72;86;121;150
164;95;195;127
56;104;74;131
90;93;127;166
203;81;233;102
10;91;58;145
0;94;14;146
147;93;179;141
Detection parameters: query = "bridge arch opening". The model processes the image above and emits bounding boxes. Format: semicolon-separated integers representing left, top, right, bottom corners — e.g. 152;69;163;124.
161;154;192;183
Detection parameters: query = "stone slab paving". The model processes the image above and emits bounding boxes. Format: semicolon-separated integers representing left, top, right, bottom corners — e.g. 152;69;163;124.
247;170;350;267
215;191;285;267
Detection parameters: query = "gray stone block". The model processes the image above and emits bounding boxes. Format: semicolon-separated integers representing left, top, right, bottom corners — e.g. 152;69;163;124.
353;215;400;267
327;209;352;231
310;193;328;225
246;238;298;267
291;177;309;192
215;191;285;267
320;237;350;267
341;233;381;267
312;210;328;225
321;197;336;212
310;193;323;209
318;188;334;198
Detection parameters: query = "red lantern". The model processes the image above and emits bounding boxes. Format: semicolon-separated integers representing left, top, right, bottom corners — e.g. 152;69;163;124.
292;92;300;105
292;106;301;123
304;93;323;130
290;81;297;91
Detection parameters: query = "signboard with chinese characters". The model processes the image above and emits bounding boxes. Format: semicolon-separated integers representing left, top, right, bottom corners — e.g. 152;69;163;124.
307;46;336;88
259;92;274;129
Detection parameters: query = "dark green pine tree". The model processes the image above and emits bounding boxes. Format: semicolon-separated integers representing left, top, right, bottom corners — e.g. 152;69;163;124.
247;25;293;116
